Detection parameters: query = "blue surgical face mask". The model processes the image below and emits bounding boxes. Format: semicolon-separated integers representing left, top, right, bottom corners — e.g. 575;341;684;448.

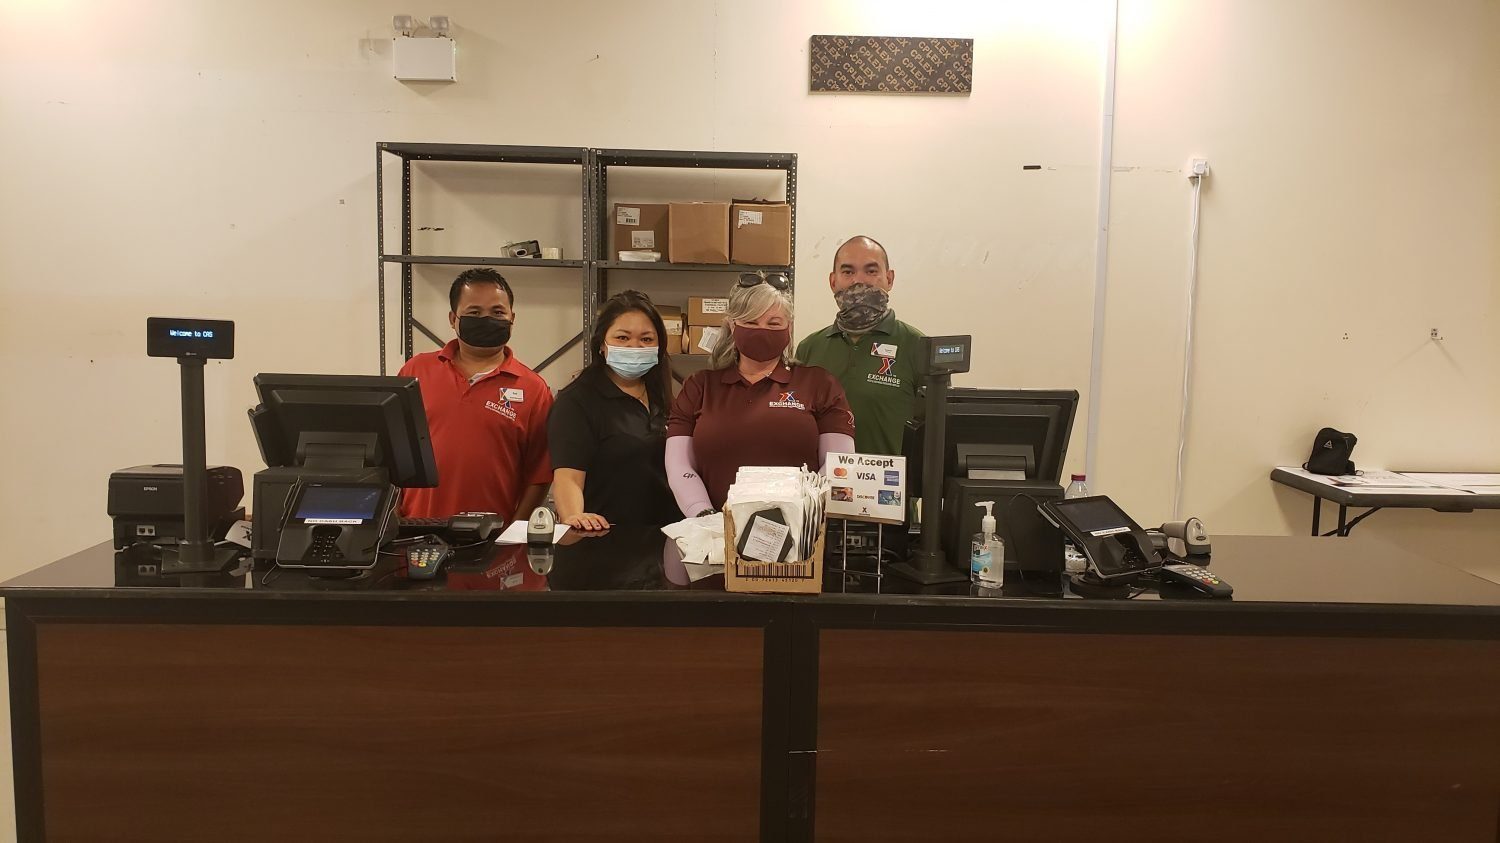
604;344;659;380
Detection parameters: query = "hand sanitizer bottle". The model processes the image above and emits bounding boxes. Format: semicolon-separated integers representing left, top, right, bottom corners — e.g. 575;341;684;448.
970;501;1004;588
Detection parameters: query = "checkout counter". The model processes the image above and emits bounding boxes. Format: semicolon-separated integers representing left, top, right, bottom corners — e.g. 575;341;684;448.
12;327;1500;840
6;527;1500;841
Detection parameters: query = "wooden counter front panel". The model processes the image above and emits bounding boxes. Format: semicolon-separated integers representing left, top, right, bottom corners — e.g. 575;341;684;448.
35;624;763;842
817;629;1500;842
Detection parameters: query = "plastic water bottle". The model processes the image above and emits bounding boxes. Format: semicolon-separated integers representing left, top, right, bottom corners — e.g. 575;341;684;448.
1063;474;1089;575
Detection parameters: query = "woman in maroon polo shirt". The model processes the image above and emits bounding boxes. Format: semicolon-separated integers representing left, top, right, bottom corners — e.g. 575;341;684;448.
666;273;855;517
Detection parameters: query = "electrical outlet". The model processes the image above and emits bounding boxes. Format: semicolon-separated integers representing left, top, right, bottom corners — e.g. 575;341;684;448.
1188;158;1209;178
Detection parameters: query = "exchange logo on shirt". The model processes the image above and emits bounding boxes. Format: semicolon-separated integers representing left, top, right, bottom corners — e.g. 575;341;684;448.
484;386;520;421
867;345;902;387
768;390;807;411
868;364;902;388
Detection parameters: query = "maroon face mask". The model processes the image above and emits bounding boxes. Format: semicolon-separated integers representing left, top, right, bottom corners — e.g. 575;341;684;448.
732;325;791;362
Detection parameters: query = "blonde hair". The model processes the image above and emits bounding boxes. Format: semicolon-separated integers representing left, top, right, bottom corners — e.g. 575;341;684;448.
707;281;797;369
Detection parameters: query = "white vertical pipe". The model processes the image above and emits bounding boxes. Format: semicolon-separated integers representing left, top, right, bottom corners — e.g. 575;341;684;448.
1084;0;1121;486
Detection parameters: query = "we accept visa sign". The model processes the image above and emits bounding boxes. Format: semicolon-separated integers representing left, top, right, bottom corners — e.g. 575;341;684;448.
822;452;906;525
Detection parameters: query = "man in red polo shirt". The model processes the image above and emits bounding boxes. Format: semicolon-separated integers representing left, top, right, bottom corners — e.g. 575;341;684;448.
399;268;553;521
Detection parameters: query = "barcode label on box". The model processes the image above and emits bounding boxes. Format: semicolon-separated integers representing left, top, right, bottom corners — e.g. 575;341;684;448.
697;326;722;352
616;206;640;225
737;209;764;228
631;230;655;248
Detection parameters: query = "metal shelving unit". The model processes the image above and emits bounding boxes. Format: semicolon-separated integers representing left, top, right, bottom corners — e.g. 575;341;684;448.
376;142;798;372
587;148;798;365
595;260;788;273
376;142;591;375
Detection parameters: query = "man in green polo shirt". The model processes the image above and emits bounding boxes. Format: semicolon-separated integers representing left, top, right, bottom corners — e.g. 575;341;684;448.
795;235;924;456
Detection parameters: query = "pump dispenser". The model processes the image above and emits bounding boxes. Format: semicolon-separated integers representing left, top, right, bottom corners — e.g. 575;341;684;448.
970;501;1004;587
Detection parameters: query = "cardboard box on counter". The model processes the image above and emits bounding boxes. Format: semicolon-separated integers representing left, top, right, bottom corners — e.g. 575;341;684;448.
668;202;730;264
613;203;670;260
730;202;792;266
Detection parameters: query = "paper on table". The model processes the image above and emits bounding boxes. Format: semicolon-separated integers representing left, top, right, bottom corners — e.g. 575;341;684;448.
1328;470;1440;488
1276;467;1475;496
494;521;570;545
1400;473;1500;490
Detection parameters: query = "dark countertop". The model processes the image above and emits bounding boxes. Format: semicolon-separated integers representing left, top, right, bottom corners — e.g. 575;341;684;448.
5;529;1500;613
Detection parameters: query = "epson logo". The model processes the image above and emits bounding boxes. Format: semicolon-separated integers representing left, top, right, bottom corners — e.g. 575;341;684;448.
143;486;159;492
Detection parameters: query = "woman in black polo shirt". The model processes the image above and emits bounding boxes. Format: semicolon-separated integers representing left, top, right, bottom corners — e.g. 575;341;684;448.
666;274;855;516
548;291;680;530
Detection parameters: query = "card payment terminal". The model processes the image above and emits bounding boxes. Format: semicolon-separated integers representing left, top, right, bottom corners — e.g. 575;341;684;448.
275;481;399;570
1038;495;1162;581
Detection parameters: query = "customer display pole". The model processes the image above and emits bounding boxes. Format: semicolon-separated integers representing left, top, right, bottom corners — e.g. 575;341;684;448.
889;336;973;586
147;318;242;575
175;357;215;568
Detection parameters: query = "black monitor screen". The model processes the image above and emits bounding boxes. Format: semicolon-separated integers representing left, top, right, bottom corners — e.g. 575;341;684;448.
294;485;384;524
948;390;1078;483
250;374;439;488
1055;498;1132;536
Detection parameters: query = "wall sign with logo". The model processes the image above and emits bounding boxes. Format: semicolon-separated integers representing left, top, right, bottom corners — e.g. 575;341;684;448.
823;452;906;524
809;35;974;94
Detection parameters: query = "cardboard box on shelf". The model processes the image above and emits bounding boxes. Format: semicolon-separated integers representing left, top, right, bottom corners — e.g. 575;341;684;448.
656;305;684;340
668;202;730;264
613;203;670;260
687;296;729;326
685;325;724;355
730;202;792;266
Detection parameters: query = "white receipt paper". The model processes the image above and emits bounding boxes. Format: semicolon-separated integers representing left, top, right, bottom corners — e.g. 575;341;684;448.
495;521;570;545
742;517;790;562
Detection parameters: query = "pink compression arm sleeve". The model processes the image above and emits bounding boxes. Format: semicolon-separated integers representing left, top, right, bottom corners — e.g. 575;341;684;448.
666;435;713;518
820;433;855;466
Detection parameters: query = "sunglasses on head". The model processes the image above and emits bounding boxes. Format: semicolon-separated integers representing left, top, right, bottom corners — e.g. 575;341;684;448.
737;271;791;291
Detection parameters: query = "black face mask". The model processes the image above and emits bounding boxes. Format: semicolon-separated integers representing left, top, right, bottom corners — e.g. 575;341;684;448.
457;315;512;349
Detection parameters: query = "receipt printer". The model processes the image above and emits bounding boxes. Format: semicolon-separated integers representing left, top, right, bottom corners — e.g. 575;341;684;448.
108;464;245;549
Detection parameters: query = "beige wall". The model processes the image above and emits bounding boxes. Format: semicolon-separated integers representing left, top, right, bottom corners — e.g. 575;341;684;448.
1;0;1496;580
1096;0;1500;578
